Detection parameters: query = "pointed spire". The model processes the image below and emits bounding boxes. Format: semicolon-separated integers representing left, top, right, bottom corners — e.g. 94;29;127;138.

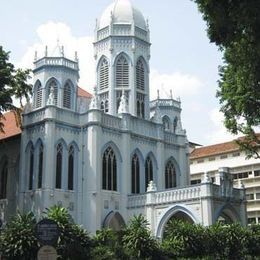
34;51;38;61
118;90;129;114
153;101;161;124
61;46;64;57
90;86;100;109
157;89;160;100
75;51;78;62
45;46;48;57
170;89;173;99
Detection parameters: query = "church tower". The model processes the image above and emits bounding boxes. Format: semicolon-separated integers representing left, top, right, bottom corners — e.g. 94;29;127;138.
94;0;151;119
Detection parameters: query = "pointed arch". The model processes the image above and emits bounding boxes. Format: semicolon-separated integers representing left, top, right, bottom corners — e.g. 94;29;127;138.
162;115;171;131
103;211;126;231
102;146;117;191
136;57;148;91
114;52;131;89
55;138;68;151
63;79;74;109
98;55;109;90
145;152;158;190
101;141;122;163
156;204;199;238
214;203;241;224
35;138;44;189
55;139;67;189
165;157;180;189
34;80;42;108
45;77;59;106
27;141;34;190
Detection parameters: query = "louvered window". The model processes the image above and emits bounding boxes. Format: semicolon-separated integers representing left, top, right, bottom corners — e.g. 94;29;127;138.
136;59;145;90
116;56;129;88
99;59;109;90
35;82;42;108
63;83;72;109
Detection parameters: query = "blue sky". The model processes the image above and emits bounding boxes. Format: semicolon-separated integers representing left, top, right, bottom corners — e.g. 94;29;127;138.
0;0;236;145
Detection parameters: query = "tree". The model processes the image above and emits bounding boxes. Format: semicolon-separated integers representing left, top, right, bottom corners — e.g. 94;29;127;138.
0;212;39;260
0;46;32;133
193;0;260;158
45;205;93;260
122;214;161;260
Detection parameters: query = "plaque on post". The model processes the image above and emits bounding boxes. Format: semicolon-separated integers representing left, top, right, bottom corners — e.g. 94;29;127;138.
35;219;60;246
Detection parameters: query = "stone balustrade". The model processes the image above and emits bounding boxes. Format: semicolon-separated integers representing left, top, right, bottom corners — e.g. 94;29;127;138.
150;99;181;109
34;57;78;71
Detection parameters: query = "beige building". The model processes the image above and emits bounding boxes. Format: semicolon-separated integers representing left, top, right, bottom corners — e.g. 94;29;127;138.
190;139;260;224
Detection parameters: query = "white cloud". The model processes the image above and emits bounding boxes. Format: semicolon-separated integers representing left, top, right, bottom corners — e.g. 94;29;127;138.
15;21;95;93
206;108;238;144
149;69;203;100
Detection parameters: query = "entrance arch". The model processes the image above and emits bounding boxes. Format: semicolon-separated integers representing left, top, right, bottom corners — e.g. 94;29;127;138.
156;204;199;238
103;211;125;231
214;203;240;224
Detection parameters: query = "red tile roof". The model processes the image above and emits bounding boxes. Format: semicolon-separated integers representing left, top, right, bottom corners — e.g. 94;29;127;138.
0;111;21;141
78;86;92;98
190;140;240;159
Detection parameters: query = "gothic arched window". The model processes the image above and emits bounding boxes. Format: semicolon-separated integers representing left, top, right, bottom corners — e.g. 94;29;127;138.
56;143;63;189
105;100;109;113
29;145;34;190
116;55;129;88
136;93;145;118
34;81;42;108
162;115;170;130
68;145;74;190
165;160;176;189
63;82;72;109
47;79;58;105
145;156;153;190
102;147;117;191
0;161;8;199
37;143;43;189
131;153;140;194
99;58;109;90
136;59;145;90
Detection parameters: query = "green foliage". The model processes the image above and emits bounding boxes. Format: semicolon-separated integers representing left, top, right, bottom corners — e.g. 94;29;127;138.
162;219;207;258
193;0;260;158
247;224;260;257
0;45;32;132
45;205;92;260
0;212;38;260
122;214;160;260
91;228;127;260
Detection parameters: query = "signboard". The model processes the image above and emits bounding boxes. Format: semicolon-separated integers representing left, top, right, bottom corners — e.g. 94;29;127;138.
36;219;60;246
37;245;57;260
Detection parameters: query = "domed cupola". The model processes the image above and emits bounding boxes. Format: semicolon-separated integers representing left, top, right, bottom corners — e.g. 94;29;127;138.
98;0;147;31
94;0;151;119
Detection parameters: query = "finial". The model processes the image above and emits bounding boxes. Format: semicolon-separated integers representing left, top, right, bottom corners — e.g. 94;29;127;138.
34;51;38;61
110;11;113;22
170;89;173;99
157;89;160;99
75;51;78;62
153;101;161;124
95;18;98;28
61;46;64;57
146;18;150;29
45;46;48;57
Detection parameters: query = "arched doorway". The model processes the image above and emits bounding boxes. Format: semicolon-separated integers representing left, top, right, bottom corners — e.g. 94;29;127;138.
214;204;240;224
103;211;125;231
156;205;199;238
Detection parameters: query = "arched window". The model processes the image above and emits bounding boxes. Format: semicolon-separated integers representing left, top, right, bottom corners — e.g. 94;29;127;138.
0;161;8;199
99;58;109;90
29;145;34;190
102;147;117;191
68;146;74;190
37;143;43;189
145;157;153;190
116;55;129;88
34;81;42;108
163;116;170;130
136;59;145;90
56;143;63;189
105;100;109;113
165;160;176;189
131;153;140;194
63;82;72;109
136;93;145;118
47;79;58;105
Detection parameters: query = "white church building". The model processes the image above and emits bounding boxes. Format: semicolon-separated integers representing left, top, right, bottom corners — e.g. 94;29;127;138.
0;0;247;237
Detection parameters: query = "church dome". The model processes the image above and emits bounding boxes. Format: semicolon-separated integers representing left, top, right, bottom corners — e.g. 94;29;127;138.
98;0;147;31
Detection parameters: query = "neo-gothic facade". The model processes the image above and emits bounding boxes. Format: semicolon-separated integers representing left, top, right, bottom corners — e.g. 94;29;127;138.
0;0;247;236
